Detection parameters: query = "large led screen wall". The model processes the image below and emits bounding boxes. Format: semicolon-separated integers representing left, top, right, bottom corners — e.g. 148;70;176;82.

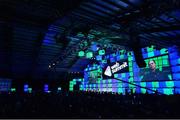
70;45;180;95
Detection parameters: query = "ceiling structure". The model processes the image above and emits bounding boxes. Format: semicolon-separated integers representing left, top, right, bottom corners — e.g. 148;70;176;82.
0;0;179;80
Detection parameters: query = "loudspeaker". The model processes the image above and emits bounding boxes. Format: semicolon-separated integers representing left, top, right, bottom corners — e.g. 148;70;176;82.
133;47;146;68
131;35;146;68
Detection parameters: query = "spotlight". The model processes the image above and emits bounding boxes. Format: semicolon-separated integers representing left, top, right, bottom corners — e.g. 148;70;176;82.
53;63;55;66
48;65;51;68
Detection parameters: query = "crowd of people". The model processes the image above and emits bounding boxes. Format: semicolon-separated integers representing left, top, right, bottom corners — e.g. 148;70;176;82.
0;91;180;118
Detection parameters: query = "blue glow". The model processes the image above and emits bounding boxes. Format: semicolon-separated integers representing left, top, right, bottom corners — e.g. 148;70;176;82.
95;0;120;11
85;2;114;15
80;6;110;17
115;0;129;8
91;43;99;52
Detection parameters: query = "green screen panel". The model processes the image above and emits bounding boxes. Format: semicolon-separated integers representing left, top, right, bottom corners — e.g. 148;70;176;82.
118;82;122;87
103;88;107;91
147;47;154;52
108;87;112;92
127;52;132;56
140;82;146;93
129;72;133;77
120;55;124;59
163;88;173;95
112;53;116;57
166;81;174;87
121;73;126;78
129;77;133;82
141;88;146;94
114;74;118;78
152;82;159;88
160;48;168;54
118;87;123;93
128;56;133;61
162;59;168;65
128;61;133;67
129;67;133;72
102;60;107;63
97;80;101;84
148;52;154;57
129;83;135;88
108;84;112;88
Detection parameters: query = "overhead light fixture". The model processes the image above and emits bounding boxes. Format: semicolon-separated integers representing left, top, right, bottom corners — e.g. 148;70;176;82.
78;51;85;57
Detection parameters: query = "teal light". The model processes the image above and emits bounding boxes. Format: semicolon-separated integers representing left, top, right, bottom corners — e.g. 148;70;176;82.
28;88;32;93
98;49;105;55
140;82;146;93
166;81;174;87
148;52;154;57
127;52;132;56
86;52;93;58
78;51;85;57
83;41;88;47
147;47;154;52
160;48;168;54
163;88;173;95
128;61;132;66
163;59;168;65
120;55;124;59
58;87;61;90
11;88;16;92
129;72;133;77
129;83;135;88
118;87;123;93
129;67;133;71
112;53;116;57
178;58;180;64
152;82;159;88
114;74;118;78
128;56;133;61
77;32;85;37
168;75;172;80
121;73;126;78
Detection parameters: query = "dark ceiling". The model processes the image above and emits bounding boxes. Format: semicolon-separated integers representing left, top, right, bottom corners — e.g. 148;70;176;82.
0;0;179;80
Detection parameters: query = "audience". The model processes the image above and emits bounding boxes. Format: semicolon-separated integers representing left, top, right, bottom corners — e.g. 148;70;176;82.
0;90;180;118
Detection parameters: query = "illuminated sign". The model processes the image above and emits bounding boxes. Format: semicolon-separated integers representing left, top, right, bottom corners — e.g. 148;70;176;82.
104;62;128;77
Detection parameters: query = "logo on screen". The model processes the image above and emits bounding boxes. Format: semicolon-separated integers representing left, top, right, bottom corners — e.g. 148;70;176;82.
104;62;128;76
104;66;112;77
